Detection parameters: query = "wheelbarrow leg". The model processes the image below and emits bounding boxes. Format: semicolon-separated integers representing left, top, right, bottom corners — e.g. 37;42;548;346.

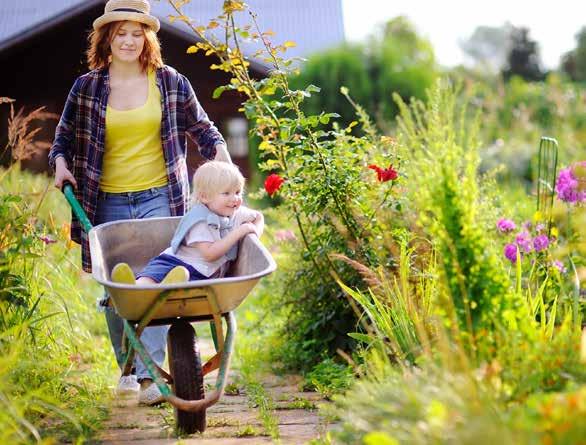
121;289;173;377
122;319;172;398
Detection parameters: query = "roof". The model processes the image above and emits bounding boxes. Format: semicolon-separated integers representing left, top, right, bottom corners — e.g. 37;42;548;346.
0;0;346;60
0;0;101;53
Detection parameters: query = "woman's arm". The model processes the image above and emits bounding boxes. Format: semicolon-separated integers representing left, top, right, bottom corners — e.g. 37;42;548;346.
49;79;79;171
180;74;230;162
49;79;79;188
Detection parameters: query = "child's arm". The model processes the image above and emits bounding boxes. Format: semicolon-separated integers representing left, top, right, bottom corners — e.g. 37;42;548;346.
191;223;257;262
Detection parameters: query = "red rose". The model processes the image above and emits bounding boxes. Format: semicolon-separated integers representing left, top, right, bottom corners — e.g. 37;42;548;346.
264;174;284;196
368;164;398;182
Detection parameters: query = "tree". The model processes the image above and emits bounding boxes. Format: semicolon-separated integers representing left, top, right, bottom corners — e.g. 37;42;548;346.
502;27;545;81
288;44;374;126
289;16;438;128
561;27;586;82
373;17;437;122
460;23;514;72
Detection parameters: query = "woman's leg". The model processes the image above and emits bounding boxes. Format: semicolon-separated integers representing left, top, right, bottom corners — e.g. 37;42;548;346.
95;187;172;383
96;192;135;370
129;187;172;385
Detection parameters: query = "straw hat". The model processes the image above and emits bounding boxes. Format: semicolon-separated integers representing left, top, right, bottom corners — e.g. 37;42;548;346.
93;0;160;32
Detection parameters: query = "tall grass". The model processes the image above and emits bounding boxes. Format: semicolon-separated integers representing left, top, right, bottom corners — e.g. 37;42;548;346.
337;235;436;364
0;165;114;443
393;81;523;357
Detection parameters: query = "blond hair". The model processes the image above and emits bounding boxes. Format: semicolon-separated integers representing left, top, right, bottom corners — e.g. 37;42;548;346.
192;161;246;204
86;21;163;72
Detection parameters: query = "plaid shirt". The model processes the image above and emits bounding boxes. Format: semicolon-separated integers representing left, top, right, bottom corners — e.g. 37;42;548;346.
48;65;225;272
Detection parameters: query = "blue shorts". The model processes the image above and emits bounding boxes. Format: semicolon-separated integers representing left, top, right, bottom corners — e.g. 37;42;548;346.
137;254;207;283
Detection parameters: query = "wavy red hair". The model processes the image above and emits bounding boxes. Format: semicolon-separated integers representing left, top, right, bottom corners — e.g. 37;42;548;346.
86;21;163;72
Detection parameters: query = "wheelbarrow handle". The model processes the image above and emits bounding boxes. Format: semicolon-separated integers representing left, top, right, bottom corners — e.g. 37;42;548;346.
62;181;93;233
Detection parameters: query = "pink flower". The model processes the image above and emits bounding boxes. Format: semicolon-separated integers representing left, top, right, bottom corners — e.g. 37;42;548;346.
533;234;549;252
556;162;586;203
274;229;296;242
552;260;567;274
515;231;533;253
496;218;516;233
504;243;519;263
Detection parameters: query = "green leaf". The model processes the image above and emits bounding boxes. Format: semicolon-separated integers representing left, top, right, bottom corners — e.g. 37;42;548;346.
212;85;227;99
348;332;373;344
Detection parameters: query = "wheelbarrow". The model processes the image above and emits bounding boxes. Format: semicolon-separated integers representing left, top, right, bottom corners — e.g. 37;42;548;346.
62;184;276;434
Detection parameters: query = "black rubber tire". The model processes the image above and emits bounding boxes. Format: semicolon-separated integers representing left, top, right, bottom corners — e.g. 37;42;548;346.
167;320;206;434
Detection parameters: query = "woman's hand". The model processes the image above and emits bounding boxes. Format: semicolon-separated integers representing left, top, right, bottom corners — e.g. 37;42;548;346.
54;157;77;190
214;143;232;164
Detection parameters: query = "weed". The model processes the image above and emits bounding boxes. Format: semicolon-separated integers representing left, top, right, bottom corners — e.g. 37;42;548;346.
235;424;262;437
303;358;353;400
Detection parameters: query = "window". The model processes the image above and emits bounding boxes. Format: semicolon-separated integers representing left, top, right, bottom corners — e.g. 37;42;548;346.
225;117;249;157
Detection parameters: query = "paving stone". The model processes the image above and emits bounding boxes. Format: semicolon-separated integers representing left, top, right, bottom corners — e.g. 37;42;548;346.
280;423;322;444
275;409;321;426
97;338;327;444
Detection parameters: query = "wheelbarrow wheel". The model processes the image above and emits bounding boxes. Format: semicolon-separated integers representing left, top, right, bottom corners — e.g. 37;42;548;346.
168;320;206;434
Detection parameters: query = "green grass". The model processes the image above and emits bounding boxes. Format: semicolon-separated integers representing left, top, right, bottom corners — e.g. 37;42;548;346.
0;166;116;443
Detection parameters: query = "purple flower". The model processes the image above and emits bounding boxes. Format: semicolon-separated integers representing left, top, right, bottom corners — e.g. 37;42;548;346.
533;234;549;252
556;162;586;204
39;235;56;245
535;223;545;233
504;243;519;263
515;231;533;253
552;260;567;274
496;218;516;233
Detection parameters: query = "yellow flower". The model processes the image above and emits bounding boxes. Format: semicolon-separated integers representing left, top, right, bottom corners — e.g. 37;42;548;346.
550;227;559;238
363;432;399;445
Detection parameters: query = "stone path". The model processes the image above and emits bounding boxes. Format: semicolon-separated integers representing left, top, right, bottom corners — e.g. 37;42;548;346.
97;339;329;444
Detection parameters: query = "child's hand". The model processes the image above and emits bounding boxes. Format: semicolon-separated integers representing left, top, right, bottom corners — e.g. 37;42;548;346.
239;222;258;237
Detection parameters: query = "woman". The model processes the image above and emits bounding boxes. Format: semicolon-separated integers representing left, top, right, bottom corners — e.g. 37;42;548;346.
49;0;231;405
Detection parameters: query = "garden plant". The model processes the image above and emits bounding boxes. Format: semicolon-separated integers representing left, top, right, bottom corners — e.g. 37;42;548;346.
1;0;585;442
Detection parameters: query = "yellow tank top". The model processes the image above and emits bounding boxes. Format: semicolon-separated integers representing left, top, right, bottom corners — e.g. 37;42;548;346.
100;70;167;192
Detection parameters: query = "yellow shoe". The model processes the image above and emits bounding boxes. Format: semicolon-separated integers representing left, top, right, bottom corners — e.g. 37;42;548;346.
111;262;136;284
160;266;189;284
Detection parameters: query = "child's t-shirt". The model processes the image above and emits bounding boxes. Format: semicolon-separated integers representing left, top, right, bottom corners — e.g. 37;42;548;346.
161;206;258;278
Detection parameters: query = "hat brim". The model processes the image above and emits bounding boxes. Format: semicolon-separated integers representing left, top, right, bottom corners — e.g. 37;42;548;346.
93;11;160;32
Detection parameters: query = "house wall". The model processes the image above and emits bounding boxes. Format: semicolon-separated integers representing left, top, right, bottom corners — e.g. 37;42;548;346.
0;5;255;179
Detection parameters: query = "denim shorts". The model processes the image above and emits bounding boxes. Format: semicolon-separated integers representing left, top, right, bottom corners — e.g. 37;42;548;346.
95;185;171;224
137;253;207;283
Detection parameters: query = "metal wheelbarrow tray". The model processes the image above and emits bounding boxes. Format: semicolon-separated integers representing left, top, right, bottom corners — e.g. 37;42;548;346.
90;216;275;322
63;184;276;434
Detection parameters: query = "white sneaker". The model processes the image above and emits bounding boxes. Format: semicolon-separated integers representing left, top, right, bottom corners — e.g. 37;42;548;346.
116;374;140;395
138;382;166;406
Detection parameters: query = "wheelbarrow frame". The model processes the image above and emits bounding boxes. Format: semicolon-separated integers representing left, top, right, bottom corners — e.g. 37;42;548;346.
62;184;276;433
